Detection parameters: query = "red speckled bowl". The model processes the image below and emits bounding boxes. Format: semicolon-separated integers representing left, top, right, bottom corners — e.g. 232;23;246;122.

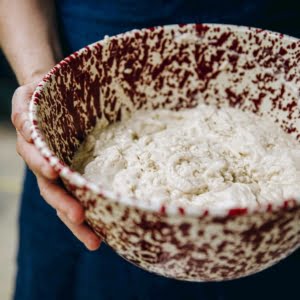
29;24;300;281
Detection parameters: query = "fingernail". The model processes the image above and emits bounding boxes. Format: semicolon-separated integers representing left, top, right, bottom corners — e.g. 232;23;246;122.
86;238;101;251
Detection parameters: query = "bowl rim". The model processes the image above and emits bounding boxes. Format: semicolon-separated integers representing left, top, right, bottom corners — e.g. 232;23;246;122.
28;23;300;218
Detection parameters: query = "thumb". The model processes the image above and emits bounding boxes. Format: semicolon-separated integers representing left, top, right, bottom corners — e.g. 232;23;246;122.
11;80;41;142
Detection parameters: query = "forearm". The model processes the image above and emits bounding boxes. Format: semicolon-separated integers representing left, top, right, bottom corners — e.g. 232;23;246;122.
0;0;62;85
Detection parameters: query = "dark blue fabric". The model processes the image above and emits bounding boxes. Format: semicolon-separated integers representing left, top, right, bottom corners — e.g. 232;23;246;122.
15;1;300;299
57;0;300;53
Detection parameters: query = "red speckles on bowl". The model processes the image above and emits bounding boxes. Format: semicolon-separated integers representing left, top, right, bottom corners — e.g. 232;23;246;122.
29;24;300;281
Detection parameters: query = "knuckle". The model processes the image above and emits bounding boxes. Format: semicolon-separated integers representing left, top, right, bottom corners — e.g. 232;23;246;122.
13;85;31;99
11;111;28;131
11;111;20;127
39;161;49;177
56;210;62;218
37;179;46;197
12;87;25;107
39;182;56;208
39;190;44;199
11;86;31;126
15;138;22;157
39;186;46;198
12;86;23;99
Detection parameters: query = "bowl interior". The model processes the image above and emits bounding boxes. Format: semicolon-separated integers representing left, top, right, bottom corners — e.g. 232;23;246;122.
32;23;300;179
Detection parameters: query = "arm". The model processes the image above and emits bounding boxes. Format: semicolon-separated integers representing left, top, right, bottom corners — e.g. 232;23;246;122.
0;0;61;84
0;0;101;250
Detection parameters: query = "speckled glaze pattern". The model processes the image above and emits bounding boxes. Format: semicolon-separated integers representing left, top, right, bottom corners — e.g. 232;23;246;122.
29;24;300;281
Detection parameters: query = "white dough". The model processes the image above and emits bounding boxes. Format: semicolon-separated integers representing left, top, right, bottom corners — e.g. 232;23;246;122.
72;104;300;212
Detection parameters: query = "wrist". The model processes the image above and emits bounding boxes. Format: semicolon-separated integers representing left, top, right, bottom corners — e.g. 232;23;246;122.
19;49;62;86
12;33;63;86
21;68;53;86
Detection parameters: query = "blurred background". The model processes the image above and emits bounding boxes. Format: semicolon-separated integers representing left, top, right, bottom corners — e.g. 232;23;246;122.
0;50;22;299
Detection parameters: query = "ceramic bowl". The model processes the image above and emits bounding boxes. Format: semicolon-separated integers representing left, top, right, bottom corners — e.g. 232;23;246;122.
29;24;300;281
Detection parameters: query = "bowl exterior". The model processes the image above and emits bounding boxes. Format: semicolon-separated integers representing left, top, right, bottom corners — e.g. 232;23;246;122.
30;24;300;281
66;181;300;281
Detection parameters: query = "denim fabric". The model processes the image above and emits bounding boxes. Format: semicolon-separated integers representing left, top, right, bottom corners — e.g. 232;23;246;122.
56;0;299;53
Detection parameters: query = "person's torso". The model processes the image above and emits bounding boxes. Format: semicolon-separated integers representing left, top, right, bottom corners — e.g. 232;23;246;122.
58;0;262;24
56;0;299;58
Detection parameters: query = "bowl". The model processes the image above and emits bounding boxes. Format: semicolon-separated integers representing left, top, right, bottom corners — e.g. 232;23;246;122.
29;24;300;281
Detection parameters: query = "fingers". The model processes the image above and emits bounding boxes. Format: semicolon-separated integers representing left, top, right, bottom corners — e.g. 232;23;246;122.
37;176;85;225
16;132;58;180
14;112;32;142
57;211;102;251
11;81;40;142
38;171;102;251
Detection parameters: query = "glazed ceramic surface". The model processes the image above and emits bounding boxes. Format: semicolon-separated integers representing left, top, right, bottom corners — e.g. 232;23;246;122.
29;24;300;281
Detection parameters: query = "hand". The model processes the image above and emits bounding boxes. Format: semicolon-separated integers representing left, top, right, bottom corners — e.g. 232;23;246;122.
11;79;101;251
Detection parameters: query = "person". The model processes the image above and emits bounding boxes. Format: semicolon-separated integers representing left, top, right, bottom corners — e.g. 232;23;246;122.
0;0;299;299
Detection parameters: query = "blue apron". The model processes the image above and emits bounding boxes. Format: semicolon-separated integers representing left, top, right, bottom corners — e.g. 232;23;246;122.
14;1;299;299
